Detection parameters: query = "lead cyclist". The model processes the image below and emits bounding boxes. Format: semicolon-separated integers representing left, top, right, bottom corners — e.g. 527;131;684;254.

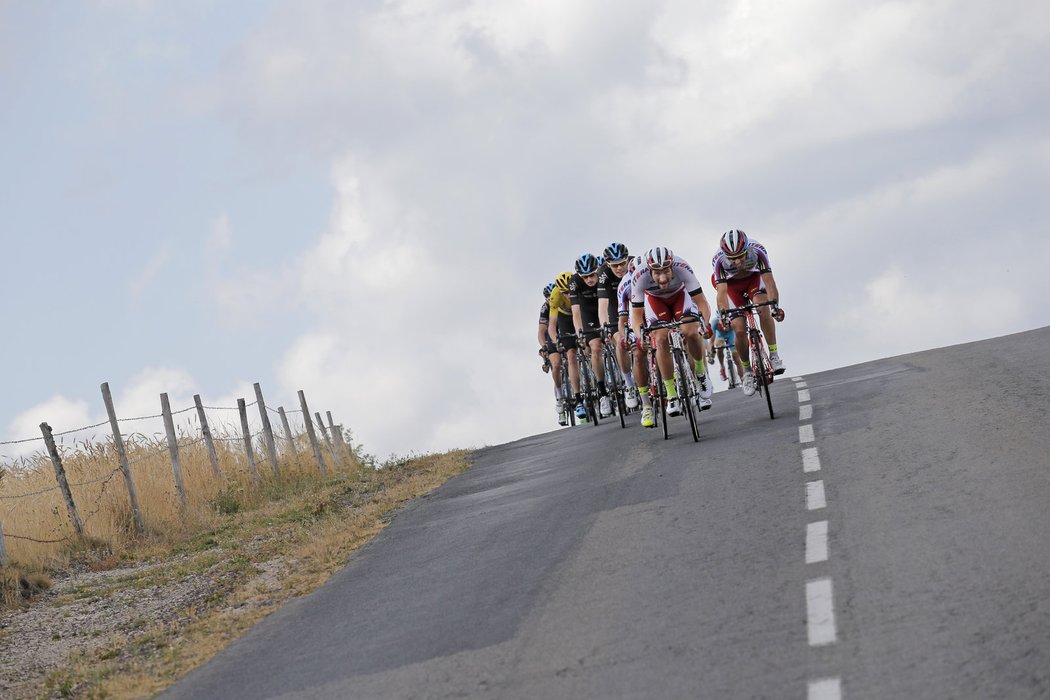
630;246;715;417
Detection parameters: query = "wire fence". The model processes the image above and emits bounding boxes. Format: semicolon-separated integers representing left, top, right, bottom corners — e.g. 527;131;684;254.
0;382;360;567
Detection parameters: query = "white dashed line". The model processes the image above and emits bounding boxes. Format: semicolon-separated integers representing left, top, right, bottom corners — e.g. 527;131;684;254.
800;404;813;421
802;447;821;472
796;382;808;389
791;376;804;382
798;389;811;402
800;424;815;443
806;520;828;563
806;578;838;646
806;480;826;510
808;677;842;700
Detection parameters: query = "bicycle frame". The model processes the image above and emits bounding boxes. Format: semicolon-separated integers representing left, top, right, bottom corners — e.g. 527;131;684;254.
725;296;777;419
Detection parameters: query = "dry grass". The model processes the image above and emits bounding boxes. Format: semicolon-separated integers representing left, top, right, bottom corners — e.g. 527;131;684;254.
2;449;472;699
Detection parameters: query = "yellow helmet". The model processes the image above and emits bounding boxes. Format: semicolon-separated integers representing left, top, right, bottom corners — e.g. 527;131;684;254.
555;271;573;291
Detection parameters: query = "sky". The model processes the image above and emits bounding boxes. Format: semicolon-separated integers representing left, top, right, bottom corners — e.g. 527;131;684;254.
2;0;1049;460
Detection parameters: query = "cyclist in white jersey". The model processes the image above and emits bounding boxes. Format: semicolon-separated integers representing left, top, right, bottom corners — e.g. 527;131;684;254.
629;247;714;417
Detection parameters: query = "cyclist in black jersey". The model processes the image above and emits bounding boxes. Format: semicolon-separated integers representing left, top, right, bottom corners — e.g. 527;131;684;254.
538;282;568;425
596;242;639;409
570;253;613;418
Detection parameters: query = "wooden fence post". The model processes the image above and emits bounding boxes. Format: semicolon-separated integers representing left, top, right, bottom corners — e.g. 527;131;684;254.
314;412;339;468
40;422;84;538
237;399;260;485
193;394;223;481
0;518;8;567
160;394;187;508
0;520;8;570
298;390;327;475
101;382;144;534
326;411;351;463
254;383;280;478
277;407;297;467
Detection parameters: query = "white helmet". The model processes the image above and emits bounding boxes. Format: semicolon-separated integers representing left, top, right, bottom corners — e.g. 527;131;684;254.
646;246;674;270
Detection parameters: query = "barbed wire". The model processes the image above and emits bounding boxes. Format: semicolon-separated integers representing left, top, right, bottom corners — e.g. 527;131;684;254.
0;435;44;446
70;467;124;489
127;445;171;466
4;532;70;544
0;484;61;501
53;419;113;437
202;401;257;411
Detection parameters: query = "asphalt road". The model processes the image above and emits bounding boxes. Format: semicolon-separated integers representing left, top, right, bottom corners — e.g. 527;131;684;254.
162;327;1050;699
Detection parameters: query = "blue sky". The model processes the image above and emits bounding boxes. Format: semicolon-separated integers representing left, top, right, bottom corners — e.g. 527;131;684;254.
3;0;1049;458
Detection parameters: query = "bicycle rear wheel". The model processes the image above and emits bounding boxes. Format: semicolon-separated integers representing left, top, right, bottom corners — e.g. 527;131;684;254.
605;348;627;428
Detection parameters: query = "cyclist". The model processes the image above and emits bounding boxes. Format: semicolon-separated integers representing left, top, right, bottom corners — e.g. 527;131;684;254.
538;282;569;425
547;272;587;422
711;315;744;387
597;242;640;409
618;255;658;427
570;253;614;418
712;229;786;397
629;246;714;417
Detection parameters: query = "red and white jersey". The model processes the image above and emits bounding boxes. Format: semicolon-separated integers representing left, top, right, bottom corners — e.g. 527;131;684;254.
630;255;704;305
711;241;772;283
616;275;633;317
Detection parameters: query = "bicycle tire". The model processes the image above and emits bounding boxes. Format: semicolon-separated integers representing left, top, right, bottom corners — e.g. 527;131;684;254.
604;347;628;428
674;349;700;442
651;351;669;440
754;341;775;420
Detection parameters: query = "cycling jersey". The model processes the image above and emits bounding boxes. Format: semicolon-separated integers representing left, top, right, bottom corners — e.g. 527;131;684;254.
539;301;551;326
711;242;772;284
596;263;624;304
568;273;601;311
630;255;704;306
548;287;572;316
616;275;633;318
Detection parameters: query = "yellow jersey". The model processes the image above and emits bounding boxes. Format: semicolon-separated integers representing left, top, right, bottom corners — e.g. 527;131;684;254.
548;288;572;316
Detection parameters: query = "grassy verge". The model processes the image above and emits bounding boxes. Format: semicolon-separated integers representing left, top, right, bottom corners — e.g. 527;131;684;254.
1;450;471;699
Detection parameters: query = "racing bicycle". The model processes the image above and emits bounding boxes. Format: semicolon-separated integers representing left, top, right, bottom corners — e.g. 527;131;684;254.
642;318;703;442
724;294;780;420
600;325;629;429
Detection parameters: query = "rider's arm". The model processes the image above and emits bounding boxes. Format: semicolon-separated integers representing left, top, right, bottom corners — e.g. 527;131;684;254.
598;296;610;327
715;284;730;313
548;315;559;346
537;322;549;348
572;303;584;336
690;290;713;331
630;304;645;340
761;272;779;304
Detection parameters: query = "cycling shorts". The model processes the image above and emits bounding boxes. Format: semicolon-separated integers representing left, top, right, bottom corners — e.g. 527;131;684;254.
556;313;578;351
643;288;699;325
716;271;766;308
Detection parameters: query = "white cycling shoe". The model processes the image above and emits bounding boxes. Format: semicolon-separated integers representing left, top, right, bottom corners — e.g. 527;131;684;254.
696;371;713;399
697;396;712;411
599;396;612;417
770;352;786;375
742;369;757;396
667;397;683;416
625;389;640;409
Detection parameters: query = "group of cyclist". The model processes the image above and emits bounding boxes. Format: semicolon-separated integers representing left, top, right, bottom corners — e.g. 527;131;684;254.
537;230;786;428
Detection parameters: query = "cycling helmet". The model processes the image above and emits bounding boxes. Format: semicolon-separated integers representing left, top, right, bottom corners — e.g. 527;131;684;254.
720;229;749;257
543;282;555;299
646;246;675;270
603;242;629;263
555;271;573;291
628;255;644;274
575;253;600;276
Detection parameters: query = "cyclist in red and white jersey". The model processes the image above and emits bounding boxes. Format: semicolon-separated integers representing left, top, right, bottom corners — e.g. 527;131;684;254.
711;229;786;396
630;247;714;417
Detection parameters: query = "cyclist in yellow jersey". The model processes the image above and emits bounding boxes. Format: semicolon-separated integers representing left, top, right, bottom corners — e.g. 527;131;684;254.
546;272;584;420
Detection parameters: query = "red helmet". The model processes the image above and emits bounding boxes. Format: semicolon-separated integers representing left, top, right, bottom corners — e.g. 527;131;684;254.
720;229;749;257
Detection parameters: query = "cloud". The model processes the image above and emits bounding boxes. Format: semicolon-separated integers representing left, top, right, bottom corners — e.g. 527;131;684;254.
128;243;172;302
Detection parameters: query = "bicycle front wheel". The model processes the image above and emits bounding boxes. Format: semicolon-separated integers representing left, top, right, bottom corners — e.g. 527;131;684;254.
674;350;700;442
754;343;774;420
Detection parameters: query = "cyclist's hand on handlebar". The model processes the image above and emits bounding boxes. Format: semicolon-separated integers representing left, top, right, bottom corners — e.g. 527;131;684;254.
700;319;714;340
538;347;548;358
771;301;785;322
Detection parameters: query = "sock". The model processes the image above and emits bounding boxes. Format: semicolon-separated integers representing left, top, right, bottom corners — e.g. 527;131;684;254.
693;358;706;376
554;386;563;400
663;378;678;398
741;360;751;369
639;386;653;406
769;344;778;353
622;371;636;389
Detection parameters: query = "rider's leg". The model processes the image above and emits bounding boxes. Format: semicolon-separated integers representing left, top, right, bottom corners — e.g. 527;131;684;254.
614;332;635;388
654;329;676;397
550;352;563;399
567;348;581;394
633;338;652;406
588;336;607;393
